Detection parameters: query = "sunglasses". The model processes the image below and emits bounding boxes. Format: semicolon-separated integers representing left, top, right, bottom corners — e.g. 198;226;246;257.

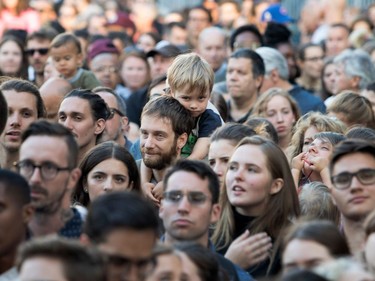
25;48;49;56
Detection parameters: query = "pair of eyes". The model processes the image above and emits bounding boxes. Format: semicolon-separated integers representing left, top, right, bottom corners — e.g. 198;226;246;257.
58;115;84;122
91;174;127;184
9;110;34;118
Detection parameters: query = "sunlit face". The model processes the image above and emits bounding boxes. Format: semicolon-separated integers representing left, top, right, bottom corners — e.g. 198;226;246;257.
58;97;104;151
326;26;349;57
0;40;23;76
121;56;149;91
149;55;174;80
303;137;334;175
226;144;277;216
86;158;132;202
264;95;295;141
198;32;227;71
90;53;119;89
159;170;220;245
1;90;38;152
26;39;50;74
50;43;82;79
173;89;209;118
208;139;236;189
302;126;319;153
146;253;183;281
19;136;79;212
331;152;375;221
140;115;179;170
227;57;261;101
282;239;334;272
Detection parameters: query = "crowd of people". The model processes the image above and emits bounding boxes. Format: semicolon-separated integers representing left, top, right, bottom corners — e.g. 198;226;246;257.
1;0;375;280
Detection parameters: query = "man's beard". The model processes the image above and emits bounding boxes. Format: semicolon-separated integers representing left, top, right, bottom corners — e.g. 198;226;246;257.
31;184;68;215
142;140;178;170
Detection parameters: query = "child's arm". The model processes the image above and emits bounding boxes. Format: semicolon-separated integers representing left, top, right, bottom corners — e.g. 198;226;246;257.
140;161;159;205
187;137;210;160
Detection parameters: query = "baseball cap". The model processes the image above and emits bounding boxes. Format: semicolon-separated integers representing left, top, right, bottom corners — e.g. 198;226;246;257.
105;12;136;33
261;4;294;24
146;42;182;58
87;38;119;62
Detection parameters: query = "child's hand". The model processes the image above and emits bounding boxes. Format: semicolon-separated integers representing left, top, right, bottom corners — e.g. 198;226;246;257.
142;182;160;206
225;230;272;269
152;182;164;201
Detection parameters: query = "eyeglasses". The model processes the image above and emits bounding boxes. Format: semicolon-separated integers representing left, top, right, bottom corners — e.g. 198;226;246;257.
105;252;155;275
93;66;118;74
108;108;124;119
331;168;375;190
15;160;71;180
163;190;209;205
25;48;49;56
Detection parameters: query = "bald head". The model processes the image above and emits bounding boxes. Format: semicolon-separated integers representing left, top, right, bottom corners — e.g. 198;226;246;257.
198;27;227;72
40;78;72;121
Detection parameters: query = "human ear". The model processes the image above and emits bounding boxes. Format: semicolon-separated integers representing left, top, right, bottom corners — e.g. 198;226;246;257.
270;178;284;195
95;119;106;135
210;203;221;224
177;133;188;150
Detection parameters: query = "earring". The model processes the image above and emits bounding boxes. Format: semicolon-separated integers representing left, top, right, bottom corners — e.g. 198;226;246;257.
84;188;88;193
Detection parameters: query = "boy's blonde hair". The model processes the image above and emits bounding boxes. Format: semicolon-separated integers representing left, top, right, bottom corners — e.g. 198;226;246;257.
167;52;214;96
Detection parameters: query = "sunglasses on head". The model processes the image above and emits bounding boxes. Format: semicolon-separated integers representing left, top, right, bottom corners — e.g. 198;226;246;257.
25;48;49;56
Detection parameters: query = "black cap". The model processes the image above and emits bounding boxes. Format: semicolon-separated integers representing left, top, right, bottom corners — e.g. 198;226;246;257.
147;43;182;58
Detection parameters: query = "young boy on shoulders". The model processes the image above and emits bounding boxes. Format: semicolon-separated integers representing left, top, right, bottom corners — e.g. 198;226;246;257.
49;33;100;90
141;53;223;199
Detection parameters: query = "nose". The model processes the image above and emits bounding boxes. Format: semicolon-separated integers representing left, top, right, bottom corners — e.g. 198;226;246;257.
144;135;155;148
177;195;191;212
276;112;284;123
308;144;317;154
62;117;73;131
29;166;43;184
213;162;224;177
9;112;21;127
233;167;244;181
349;175;363;191
103;178;113;192
189;101;198;110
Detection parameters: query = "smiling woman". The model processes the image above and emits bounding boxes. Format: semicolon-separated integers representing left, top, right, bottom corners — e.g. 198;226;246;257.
73;141;141;207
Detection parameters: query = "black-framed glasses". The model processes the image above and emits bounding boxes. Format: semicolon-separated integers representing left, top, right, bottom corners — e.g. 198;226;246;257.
15;160;71;180
331;168;375;190
25;48;49;56
163;190;209;205
108;108;124;119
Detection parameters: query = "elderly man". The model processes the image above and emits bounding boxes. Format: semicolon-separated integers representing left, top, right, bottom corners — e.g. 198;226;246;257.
332;49;375;95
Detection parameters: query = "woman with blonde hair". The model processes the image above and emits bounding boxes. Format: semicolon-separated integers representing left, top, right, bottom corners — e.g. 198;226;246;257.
327;91;375;129
252;88;300;154
287;112;346;182
212;136;300;278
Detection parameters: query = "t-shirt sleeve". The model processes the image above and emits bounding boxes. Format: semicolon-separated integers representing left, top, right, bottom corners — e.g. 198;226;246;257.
198;109;222;138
